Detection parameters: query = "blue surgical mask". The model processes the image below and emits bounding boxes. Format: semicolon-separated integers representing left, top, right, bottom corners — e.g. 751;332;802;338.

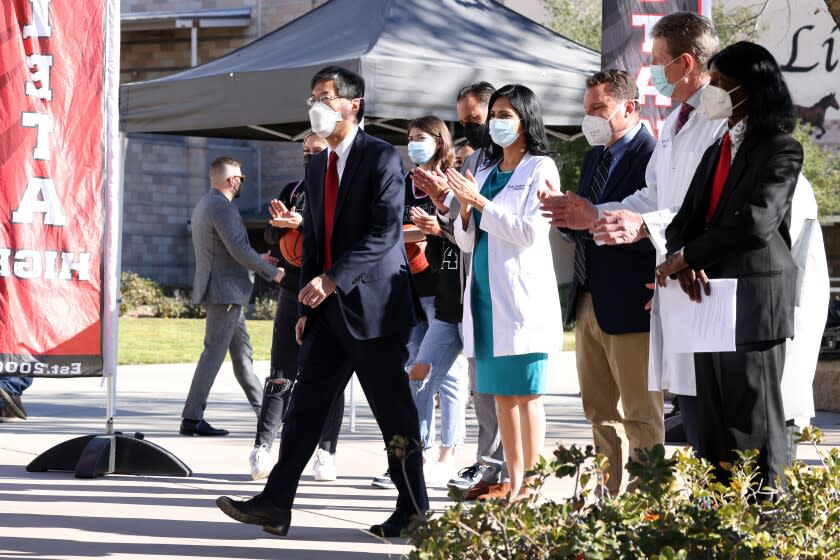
407;140;436;165
650;55;685;98
488;118;520;148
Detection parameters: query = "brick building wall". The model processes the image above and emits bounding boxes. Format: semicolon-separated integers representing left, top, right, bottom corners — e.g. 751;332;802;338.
120;1;326;289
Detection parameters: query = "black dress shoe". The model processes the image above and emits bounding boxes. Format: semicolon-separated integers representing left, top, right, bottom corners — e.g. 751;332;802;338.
368;509;427;538
216;494;291;536
180;419;229;436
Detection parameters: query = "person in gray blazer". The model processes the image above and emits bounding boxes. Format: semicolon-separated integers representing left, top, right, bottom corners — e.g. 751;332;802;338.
180;156;285;436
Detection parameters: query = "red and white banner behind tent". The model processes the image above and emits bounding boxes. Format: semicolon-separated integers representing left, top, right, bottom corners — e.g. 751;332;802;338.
0;0;120;378
601;0;712;138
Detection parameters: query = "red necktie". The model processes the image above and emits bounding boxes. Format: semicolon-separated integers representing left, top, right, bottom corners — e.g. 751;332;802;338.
323;151;339;270
674;102;694;135
706;132;731;222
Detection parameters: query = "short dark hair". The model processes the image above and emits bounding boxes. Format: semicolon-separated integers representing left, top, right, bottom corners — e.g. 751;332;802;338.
586;69;640;112
456;81;495;107
310;65;366;121
708;41;796;135
209;156;240;178
484;84;552;166
652;12;719;69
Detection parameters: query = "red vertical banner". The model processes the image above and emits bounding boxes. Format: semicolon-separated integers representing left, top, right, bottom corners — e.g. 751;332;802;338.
601;0;712;138
0;0;106;376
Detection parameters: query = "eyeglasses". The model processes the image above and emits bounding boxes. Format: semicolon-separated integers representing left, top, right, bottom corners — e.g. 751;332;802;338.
228;175;246;183
306;94;344;107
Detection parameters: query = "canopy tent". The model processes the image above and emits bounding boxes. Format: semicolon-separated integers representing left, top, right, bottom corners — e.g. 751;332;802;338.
119;0;600;143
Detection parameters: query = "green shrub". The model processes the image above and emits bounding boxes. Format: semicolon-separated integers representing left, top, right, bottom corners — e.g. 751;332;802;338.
120;271;165;315
251;296;277;320
155;296;187;319
406;427;840;559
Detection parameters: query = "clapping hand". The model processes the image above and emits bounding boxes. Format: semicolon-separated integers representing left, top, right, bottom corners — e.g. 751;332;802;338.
412;165;450;210
409;206;441;237
445;168;481;208
269;199;302;229
539;182;597;230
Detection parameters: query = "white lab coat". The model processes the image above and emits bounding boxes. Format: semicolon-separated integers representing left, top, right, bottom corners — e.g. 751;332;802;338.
598;97;726;395
454;153;563;358
782;174;830;426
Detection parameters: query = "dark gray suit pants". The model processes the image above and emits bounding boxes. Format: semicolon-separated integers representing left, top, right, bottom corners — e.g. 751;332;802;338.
182;304;263;420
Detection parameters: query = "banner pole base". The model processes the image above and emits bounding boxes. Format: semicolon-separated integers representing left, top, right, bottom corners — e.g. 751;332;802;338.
26;432;192;479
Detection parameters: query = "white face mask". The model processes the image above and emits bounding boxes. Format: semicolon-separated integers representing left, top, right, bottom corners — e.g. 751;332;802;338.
700;84;747;120
581;103;625;146
308;102;342;138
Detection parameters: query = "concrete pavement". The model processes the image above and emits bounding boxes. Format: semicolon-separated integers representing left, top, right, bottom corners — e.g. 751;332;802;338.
1;353;838;560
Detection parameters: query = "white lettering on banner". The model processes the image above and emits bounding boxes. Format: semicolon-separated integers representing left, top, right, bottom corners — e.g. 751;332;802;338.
60;251;91;281
25;54;53;100
630;14;660;54
12;177;67;226
22;0;52;39
0;248;91;281
21;112;52;160
14;249;42;279
0;248;9;277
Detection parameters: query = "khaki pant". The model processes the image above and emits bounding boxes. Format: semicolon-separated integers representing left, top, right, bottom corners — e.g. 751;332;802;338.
575;293;664;494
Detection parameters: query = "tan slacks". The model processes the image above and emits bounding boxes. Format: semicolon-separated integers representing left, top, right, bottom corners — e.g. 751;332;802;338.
575;292;664;494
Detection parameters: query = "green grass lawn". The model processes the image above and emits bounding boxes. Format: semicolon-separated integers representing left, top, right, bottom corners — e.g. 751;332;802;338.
118;317;274;365
118;317;576;365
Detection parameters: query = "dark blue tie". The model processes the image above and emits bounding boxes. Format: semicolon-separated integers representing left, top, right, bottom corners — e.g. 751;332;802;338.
573;149;613;287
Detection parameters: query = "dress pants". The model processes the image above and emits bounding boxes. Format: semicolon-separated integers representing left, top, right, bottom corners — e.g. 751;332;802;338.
575;293;664;494
182;304;263;420
256;287;344;452
694;340;788;489
262;298;429;514
467;357;507;482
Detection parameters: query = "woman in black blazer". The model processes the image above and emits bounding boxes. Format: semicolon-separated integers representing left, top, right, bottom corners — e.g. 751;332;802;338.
656;41;803;491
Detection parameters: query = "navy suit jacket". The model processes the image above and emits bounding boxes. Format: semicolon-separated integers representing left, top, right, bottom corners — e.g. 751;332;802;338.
300;129;420;341
564;126;657;334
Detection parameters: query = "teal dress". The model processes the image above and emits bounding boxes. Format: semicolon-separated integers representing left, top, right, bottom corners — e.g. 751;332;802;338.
471;165;548;396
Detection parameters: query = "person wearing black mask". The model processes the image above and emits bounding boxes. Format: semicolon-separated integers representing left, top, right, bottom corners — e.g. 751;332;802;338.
248;132;345;484
414;81;510;501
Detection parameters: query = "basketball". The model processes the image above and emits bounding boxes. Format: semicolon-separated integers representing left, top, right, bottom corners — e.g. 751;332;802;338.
278;229;303;268
405;243;429;274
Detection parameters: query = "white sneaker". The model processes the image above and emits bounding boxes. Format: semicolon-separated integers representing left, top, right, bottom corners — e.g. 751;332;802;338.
249;444;273;481
312;448;337;481
424;461;457;488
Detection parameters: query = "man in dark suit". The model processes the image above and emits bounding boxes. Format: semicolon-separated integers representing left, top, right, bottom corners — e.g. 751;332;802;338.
217;66;428;538
181;157;285;436
542;70;661;494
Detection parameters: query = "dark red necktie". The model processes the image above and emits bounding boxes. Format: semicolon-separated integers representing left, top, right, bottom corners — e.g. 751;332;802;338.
323;151;339;270
706;132;731;222
674;102;694;135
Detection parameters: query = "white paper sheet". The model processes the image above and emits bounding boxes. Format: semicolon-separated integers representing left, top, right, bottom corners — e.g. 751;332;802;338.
659;278;737;353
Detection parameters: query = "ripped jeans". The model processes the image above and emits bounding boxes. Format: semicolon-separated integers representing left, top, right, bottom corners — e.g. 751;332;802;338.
407;297;468;452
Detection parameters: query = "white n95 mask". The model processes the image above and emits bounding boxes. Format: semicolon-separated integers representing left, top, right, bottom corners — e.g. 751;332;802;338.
309;103;342;138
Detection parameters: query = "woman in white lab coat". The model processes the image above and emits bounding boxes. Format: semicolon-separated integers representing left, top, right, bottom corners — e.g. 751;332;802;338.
447;84;562;501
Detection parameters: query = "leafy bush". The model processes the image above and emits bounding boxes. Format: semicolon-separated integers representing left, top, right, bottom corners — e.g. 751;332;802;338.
120;271;165;315
251;295;277;320
407;427;840;559
155;296;187;319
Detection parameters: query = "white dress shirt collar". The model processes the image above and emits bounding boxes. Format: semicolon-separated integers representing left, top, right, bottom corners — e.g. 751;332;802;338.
328;124;359;182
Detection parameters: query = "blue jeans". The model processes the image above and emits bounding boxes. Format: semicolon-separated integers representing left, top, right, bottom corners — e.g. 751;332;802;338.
407;297;468;451
0;376;33;406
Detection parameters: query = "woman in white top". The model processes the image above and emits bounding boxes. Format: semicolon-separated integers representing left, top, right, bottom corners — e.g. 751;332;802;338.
446;84;563;501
